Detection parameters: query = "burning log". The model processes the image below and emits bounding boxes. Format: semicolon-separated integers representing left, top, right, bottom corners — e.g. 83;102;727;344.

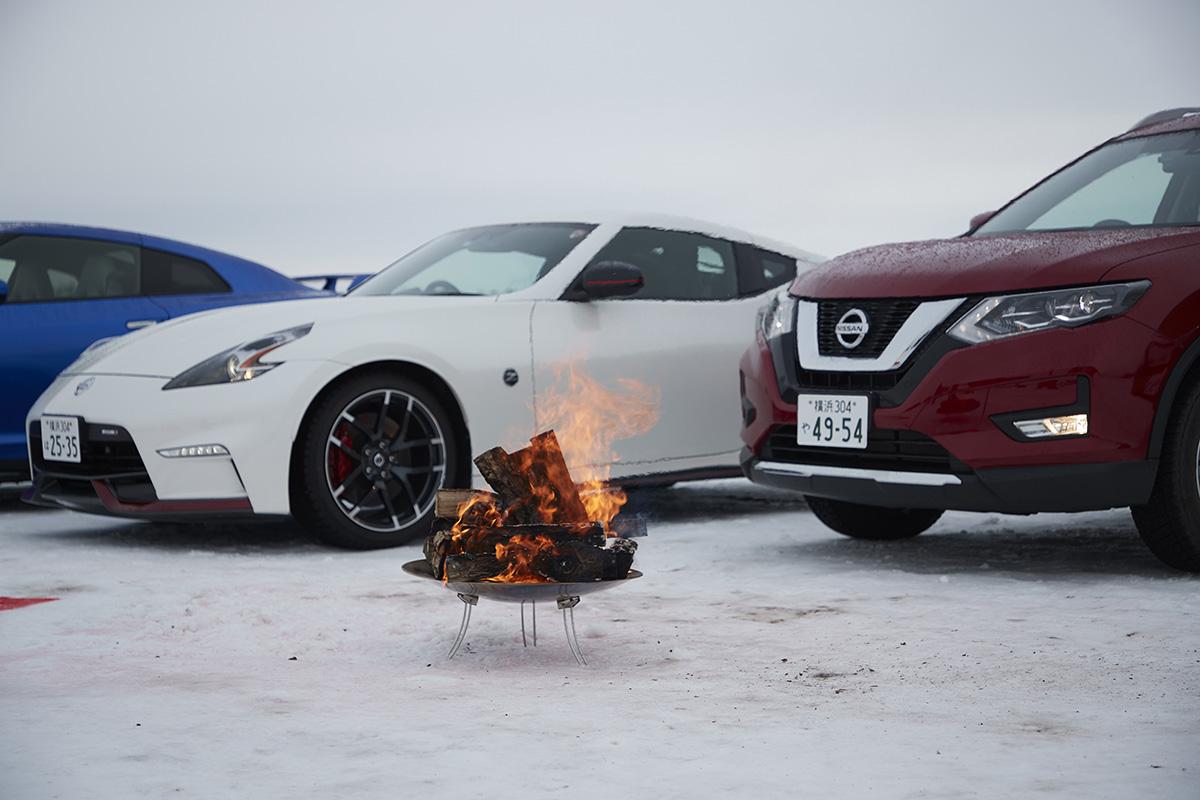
473;432;590;524
443;552;504;582
440;534;637;583
426;520;607;579
603;538;637;580
428;429;640;584
434;489;499;523
510;431;589;523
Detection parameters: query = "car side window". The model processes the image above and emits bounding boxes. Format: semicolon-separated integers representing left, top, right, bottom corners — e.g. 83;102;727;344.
587;227;738;301
142;248;231;295
736;243;797;296
0;235;141;303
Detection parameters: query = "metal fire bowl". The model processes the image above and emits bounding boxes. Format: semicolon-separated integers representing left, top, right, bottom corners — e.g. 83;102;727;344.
402;560;642;603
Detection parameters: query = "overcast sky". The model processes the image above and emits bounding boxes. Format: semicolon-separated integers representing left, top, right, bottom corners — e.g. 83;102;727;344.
2;0;1198;275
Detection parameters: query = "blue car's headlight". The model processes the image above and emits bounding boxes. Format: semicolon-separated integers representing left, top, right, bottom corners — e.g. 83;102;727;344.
162;323;313;390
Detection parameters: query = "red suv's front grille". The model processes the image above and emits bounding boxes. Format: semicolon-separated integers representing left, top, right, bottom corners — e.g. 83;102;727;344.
816;298;921;358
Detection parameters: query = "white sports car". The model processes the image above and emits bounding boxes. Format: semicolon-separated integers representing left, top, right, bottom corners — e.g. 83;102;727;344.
26;215;821;547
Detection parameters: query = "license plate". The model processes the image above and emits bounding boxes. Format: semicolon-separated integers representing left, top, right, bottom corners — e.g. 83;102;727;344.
796;394;869;449
40;416;81;463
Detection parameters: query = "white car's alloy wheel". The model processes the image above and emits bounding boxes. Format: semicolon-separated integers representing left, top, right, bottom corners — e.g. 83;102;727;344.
323;388;446;533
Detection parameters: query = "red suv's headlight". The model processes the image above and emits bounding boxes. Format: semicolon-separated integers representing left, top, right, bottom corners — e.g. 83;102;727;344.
757;290;797;342
948;281;1150;344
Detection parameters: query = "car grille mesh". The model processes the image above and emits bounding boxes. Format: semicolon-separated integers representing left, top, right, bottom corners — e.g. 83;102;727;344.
816;299;921;358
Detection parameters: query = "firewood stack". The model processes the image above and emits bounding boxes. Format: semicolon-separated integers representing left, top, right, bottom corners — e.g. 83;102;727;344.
424;430;638;583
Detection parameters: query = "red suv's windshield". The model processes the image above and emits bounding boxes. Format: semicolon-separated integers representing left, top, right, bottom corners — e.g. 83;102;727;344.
974;130;1200;235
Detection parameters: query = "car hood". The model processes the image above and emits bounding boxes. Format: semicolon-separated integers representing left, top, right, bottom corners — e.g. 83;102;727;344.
67;294;499;377
791;227;1200;299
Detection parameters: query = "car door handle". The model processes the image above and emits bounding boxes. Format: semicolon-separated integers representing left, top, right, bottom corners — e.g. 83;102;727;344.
126;319;158;330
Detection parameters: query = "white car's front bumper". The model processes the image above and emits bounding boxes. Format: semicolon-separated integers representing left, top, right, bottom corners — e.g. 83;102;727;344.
25;361;346;517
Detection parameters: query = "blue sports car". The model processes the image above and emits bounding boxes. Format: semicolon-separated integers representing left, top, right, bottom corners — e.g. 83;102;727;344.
0;222;331;480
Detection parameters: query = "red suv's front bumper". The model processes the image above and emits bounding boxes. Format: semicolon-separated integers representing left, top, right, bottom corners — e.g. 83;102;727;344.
740;312;1172;513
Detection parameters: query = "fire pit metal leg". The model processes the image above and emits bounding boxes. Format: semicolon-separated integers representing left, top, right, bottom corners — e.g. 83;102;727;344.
520;600;539;648
557;595;586;666
448;593;478;659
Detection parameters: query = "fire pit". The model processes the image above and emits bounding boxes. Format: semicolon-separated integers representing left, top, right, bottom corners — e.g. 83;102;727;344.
405;429;646;665
402;559;642;664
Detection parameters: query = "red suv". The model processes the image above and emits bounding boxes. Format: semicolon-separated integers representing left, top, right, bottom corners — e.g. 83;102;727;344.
740;108;1200;571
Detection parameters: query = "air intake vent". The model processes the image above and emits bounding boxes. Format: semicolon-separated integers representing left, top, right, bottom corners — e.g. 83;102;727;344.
761;425;967;474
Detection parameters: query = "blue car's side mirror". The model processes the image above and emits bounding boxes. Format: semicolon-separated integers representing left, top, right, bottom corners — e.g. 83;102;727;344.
0;279;8;303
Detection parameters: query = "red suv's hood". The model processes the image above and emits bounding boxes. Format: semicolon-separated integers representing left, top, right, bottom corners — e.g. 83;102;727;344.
792;228;1200;299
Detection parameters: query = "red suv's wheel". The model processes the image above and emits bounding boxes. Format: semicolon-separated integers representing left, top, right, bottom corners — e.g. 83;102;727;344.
1132;378;1200;571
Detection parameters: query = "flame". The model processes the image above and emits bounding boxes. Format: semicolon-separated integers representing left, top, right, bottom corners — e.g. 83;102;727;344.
534;365;659;526
491;534;560;583
441;362;659;583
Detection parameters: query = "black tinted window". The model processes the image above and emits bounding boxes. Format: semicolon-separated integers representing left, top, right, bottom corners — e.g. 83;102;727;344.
142;248;230;295
0;235;141;303
736;243;797;296
587;227;737;301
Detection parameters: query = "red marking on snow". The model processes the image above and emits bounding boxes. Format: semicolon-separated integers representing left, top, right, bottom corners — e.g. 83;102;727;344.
0;597;59;611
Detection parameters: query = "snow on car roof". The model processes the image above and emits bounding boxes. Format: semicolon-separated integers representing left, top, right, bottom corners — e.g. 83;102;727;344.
1117;112;1200;141
471;212;825;264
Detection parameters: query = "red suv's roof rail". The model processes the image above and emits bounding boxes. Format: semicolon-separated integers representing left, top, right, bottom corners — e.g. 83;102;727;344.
1128;107;1200;132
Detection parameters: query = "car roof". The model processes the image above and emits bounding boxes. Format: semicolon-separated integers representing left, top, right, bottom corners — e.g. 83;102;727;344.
1117;110;1200;141
0;221;270;268
473;213;825;263
0;221;149;246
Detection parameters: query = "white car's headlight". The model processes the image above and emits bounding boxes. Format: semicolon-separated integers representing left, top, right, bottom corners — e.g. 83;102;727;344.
948;281;1150;344
757;291;797;341
162;324;313;390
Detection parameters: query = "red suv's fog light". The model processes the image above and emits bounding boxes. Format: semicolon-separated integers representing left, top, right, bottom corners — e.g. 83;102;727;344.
1012;413;1089;438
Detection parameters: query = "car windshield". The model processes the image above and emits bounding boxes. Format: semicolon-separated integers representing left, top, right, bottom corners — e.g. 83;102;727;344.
974;130;1200;235
352;223;596;297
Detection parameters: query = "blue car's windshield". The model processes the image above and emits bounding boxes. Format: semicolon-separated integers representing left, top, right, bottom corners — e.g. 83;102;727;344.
353;223;596;297
974;130;1200;235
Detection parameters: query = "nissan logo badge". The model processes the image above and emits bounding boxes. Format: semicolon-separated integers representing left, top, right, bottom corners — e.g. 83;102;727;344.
834;309;869;349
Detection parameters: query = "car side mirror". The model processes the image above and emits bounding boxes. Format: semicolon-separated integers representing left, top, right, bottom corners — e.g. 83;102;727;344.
969;210;996;230
0;279;8;303
566;261;644;301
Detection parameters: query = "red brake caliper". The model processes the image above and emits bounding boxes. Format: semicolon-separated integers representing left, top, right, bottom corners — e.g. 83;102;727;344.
328;422;355;486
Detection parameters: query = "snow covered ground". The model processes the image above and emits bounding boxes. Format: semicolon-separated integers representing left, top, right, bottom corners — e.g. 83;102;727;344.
1;480;1196;799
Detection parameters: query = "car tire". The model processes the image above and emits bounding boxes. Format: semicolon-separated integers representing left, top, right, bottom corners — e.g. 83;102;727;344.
805;496;943;540
1131;377;1200;572
294;370;465;549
